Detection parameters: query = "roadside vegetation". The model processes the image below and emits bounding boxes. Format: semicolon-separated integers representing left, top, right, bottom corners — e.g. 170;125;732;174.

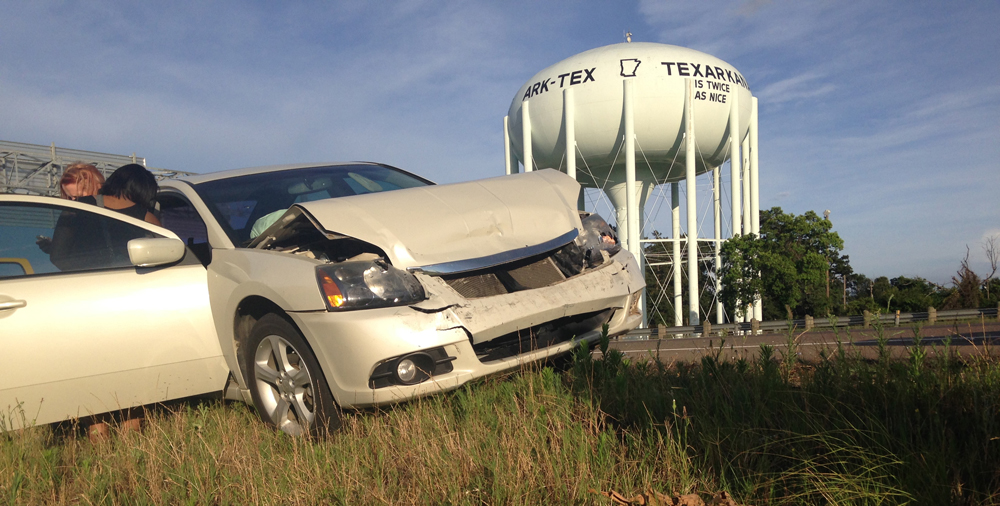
4;324;1000;505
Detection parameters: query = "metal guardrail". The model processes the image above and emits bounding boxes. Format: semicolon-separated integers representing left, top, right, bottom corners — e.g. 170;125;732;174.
622;307;1000;340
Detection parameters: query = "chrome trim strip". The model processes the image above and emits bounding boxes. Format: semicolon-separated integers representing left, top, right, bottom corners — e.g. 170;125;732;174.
412;229;578;275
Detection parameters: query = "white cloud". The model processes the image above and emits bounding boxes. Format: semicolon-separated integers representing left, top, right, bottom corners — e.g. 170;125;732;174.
756;72;836;104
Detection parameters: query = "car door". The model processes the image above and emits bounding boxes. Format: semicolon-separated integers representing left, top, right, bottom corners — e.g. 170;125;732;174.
0;198;228;430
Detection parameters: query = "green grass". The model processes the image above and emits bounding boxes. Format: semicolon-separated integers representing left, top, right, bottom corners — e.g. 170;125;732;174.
3;330;1000;505
1;366;697;505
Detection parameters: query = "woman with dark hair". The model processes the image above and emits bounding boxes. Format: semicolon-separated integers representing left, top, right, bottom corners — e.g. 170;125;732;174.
99;163;161;225
65;163;158;438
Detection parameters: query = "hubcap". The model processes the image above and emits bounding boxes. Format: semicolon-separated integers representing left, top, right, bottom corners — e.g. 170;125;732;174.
253;334;316;435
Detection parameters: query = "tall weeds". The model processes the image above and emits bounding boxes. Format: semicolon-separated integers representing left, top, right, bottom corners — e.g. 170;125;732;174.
3;330;1000;505
1;366;697;505
570;323;1000;504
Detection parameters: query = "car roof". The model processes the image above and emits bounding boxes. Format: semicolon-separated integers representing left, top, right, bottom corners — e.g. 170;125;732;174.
175;161;392;185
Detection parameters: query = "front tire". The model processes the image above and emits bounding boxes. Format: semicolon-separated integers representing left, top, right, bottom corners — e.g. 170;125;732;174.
244;313;341;435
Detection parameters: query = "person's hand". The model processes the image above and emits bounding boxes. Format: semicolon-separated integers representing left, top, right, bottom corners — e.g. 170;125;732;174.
36;235;52;254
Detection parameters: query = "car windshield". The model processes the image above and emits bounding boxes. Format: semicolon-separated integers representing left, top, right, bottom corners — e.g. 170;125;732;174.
192;164;432;246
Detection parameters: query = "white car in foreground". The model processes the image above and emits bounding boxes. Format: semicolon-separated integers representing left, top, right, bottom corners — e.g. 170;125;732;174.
1;163;643;435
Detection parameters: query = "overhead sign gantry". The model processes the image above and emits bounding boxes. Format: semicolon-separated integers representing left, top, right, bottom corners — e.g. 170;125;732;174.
0;140;192;196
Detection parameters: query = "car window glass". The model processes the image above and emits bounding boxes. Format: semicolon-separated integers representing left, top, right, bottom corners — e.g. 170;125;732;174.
194;164;431;246
0;202;158;278
158;194;209;245
293;191;330;204
0;262;29;277
157;193;213;265
343;178;370;195
214;200;257;231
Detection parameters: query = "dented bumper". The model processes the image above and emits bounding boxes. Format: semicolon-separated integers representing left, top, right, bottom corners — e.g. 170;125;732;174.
289;249;643;408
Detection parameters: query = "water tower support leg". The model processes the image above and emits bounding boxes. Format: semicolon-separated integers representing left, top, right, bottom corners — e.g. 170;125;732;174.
672;183;682;327
728;90;742;323
750;97;760;235
563;88;585;211
714;166;723;325
623;79;639;257
504;116;514;175
750;97;762;323
522;101;533;172
623;79;644;328
639;183;652;329
685;79;699;326
729;93;742;239
742;136;752;241
564;88;576;181
741;134;752;323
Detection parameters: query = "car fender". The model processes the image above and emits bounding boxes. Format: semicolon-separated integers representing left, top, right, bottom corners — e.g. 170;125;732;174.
207;248;327;388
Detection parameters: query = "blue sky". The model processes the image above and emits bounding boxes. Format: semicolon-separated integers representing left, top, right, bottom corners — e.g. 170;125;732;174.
2;1;998;284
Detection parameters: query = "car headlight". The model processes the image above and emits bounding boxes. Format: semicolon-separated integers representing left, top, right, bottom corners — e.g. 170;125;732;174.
316;260;426;310
577;213;621;265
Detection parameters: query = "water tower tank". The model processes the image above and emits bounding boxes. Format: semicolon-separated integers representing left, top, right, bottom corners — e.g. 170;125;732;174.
507;42;752;184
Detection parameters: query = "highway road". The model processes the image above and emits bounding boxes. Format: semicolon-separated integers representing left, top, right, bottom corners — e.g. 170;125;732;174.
607;321;1000;363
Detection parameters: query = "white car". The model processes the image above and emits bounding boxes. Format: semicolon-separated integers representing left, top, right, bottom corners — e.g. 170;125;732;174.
1;163;644;435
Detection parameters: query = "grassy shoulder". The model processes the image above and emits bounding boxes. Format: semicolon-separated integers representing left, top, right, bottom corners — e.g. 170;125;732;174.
4;330;1000;505
2;366;694;505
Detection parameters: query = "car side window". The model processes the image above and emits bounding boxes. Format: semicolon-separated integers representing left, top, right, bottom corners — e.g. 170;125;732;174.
0;202;157;278
158;194;208;245
0;259;32;277
157;193;212;265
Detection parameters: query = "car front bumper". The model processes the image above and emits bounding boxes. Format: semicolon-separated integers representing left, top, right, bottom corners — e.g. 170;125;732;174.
287;250;644;409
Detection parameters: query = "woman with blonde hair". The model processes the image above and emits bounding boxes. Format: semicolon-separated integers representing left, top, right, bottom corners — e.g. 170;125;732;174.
36;163;107;255
59;162;105;200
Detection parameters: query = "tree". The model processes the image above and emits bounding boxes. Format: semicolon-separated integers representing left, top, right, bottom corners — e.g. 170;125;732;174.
943;247;981;310
983;234;999;303
719;207;847;320
829;252;854;313
890;276;947;312
718;233;764;321
871;276;897;311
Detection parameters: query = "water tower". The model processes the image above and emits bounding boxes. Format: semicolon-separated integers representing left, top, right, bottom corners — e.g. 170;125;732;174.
503;42;762;326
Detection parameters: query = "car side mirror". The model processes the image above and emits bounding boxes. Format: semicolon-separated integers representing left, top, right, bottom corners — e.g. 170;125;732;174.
128;237;186;267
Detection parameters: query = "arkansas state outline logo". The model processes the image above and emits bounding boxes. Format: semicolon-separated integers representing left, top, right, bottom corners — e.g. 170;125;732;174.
620;59;640;77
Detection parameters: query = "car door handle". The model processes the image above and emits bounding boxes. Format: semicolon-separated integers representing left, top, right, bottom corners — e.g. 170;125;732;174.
0;300;27;311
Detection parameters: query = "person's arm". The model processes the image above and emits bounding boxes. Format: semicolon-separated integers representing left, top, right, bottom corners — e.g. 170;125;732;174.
144;211;162;227
48;213;78;271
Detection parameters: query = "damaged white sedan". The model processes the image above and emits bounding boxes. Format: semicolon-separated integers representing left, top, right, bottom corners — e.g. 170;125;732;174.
1;163;643;435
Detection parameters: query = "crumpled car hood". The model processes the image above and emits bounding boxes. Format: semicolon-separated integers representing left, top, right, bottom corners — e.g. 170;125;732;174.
290;169;583;271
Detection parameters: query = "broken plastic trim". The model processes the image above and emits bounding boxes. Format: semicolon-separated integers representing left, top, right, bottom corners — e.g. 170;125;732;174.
473;309;613;363
577;212;621;265
412;229;579;276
